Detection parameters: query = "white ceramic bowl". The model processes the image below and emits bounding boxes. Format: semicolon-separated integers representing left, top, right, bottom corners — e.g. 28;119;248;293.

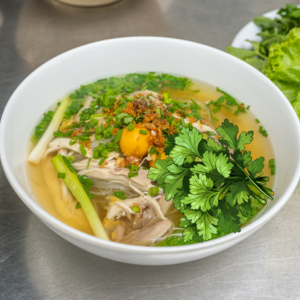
1;37;300;265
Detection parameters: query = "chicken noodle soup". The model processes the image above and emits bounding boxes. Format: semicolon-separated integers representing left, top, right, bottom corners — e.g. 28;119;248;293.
27;73;275;246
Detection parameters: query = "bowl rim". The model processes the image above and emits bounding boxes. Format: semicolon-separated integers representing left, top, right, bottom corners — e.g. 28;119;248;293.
1;36;300;254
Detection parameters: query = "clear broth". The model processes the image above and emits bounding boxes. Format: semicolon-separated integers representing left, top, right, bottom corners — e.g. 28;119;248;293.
27;79;275;238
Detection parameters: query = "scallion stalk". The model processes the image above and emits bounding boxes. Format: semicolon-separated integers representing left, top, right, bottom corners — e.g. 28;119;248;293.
51;154;109;240
28;97;72;164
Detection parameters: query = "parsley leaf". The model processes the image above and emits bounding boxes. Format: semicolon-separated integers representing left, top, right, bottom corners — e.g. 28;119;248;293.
216;119;253;152
148;159;173;185
182;174;221;211
148;118;274;244
191;152;233;187
225;181;249;206
170;127;202;164
212;200;241;234
247;157;265;179
164;164;190;200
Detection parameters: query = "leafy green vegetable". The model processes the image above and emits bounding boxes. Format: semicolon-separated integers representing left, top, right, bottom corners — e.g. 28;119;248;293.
206;88;248;123
148;119;274;243
226;5;300;120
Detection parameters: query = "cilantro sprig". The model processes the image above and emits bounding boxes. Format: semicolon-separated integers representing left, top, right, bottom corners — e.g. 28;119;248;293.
148;119;274;243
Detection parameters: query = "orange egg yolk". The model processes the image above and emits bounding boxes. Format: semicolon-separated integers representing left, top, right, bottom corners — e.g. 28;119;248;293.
120;126;152;158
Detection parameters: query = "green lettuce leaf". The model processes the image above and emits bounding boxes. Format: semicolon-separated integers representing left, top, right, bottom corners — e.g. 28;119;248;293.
265;28;300;83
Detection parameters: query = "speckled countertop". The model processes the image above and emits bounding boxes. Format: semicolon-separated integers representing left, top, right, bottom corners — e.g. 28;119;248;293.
1;0;300;299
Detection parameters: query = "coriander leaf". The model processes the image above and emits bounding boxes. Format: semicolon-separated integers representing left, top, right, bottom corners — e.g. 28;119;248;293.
247;157;265;179
239;201;253;217
216;119;253;152
173;190;188;213
185;208;204;223
164;133;178;155
179;216;192;229
182;174;221;211
147;159;173;185
225;181;249;206
171;127;202;161
170;145;197;165
232;150;252;168
182;225;203;243
191;152;233;187
195;211;218;241
236;131;254;151
216;119;239;150
164;164;190;200
198;137;229;157
212;200;241;234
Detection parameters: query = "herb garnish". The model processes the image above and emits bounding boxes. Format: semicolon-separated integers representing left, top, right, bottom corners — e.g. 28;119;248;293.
148;119;274;243
259;126;268;137
113;191;127;200
269;159;275;175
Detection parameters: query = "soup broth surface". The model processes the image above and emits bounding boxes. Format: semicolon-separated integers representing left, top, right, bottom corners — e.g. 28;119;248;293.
27;78;275;242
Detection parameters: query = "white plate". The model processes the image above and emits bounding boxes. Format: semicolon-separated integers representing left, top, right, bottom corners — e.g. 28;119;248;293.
231;9;278;49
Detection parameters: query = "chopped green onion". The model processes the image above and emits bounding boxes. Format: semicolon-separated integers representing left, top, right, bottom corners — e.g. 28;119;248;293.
259;126;268;137
99;157;106;166
255;119;260;123
93;150;100;159
79;144;87;156
163;92;172;104
269;159;275;175
113;191;127;200
132;206;140;214
90;114;104;118
95;125;105;134
69;137;78;146
32;110;55;141
148;187;159;196
67;155;75;163
53;130;74;137
86;158;91;170
128;123;134;131
75;202;81;209
96;134;103;141
139;129;148;135
78;135;90;141
57;172;66;178
57;102;61;106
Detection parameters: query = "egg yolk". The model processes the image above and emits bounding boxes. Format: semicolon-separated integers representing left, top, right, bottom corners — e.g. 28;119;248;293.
120;126;152;157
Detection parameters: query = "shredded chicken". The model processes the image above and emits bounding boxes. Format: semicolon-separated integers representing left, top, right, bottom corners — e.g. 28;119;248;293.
120;219;173;246
45;138;93;158
77;166;156;193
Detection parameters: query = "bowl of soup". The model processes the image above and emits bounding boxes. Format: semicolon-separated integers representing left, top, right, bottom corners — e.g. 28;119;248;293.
1;37;300;265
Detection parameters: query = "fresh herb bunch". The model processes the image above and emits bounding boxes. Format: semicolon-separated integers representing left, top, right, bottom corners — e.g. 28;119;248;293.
226;4;300;71
148;119;274;243
226;4;300;120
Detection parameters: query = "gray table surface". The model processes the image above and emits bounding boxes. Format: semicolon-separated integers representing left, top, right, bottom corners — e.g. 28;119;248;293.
1;0;300;299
